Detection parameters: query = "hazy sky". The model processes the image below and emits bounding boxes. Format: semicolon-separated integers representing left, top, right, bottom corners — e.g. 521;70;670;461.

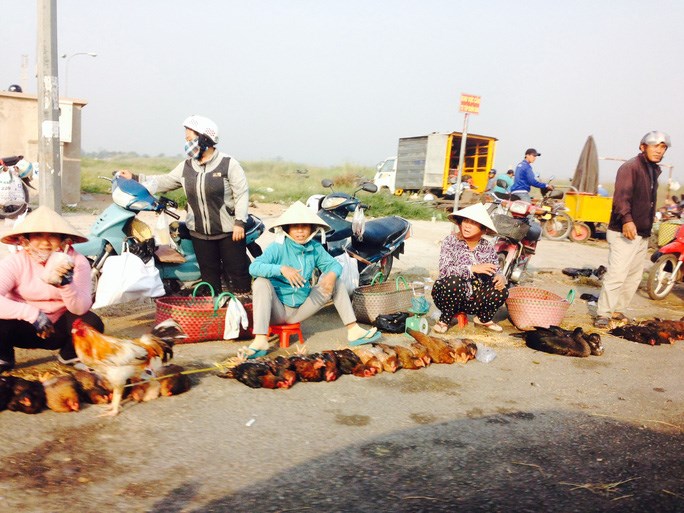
4;1;683;182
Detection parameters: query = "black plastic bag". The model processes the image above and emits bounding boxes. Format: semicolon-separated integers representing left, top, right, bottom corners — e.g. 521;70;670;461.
374;312;409;333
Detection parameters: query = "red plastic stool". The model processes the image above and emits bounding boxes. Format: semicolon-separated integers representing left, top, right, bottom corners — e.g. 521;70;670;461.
454;312;468;328
268;323;305;348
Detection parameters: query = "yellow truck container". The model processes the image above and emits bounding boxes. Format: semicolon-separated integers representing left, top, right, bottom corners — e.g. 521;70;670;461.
393;132;497;196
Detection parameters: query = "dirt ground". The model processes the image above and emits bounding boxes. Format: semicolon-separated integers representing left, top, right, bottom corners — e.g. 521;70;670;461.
0;195;682;512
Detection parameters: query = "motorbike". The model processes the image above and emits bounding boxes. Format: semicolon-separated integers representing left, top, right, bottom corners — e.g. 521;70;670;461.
487;195;546;283
486;180;571;241
73;175;265;294
306;178;412;285
647;222;684;300
0;155;33;219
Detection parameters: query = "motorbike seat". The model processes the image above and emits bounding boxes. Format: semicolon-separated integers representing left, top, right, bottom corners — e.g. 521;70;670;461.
0;155;24;167
357;216;409;247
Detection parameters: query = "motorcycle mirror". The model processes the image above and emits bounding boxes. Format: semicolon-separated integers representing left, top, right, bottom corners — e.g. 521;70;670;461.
360;182;378;193
321;179;334;189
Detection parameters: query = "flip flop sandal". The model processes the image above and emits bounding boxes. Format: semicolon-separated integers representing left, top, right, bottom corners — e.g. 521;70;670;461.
349;330;382;346
432;321;449;334
474;317;503;332
239;347;269;360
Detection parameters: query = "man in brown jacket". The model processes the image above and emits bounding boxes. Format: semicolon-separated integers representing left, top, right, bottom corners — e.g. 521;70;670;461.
594;131;671;328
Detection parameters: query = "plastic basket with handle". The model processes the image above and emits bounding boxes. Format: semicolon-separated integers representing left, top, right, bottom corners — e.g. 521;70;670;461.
155;282;253;343
352;273;414;324
506;286;575;330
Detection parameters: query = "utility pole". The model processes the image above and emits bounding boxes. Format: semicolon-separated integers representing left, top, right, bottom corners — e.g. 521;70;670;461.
452;93;481;213
36;0;61;212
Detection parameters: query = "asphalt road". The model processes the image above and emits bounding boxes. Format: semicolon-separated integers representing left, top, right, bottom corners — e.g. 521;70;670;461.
0;211;682;512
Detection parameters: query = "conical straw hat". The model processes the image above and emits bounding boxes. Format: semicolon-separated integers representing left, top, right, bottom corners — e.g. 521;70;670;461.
447;203;497;233
269;201;330;232
0;205;88;244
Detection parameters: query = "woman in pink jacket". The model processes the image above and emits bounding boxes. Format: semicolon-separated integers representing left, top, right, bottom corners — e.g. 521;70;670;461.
0;206;103;372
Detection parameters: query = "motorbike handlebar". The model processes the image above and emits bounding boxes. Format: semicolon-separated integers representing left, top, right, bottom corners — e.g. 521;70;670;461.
360;203;370;210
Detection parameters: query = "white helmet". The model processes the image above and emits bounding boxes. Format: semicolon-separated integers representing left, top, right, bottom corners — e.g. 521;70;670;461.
183;115;219;145
640;130;671;148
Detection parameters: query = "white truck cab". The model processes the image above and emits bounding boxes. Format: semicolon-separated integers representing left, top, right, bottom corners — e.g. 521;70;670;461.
373;156;397;194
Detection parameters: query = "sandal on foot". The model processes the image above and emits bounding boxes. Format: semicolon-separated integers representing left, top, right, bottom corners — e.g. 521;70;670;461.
611;312;630;322
593;316;610;329
349;330;381;346
473;317;503;332
432;321;449;334
239;347;269;360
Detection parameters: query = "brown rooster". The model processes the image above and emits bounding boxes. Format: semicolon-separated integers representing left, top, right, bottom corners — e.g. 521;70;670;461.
374;344;400;373
71;318;186;416
351;346;384;374
158;364;192;397
331;349;377;377
6;377;46;414
443;338;479;363
289;353;326;382
409;342;432;366
41;373;81;413
406;329;457;363
72;370;112;405
320;351;341;382
266;356;298;389
0;376;14;411
392;344;425;370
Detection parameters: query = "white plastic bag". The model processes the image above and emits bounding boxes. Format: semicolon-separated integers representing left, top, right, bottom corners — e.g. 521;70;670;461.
334;252;360;296
351;205;365;240
0;170;26;206
223;297;249;340
93;244;165;308
154;211;171;246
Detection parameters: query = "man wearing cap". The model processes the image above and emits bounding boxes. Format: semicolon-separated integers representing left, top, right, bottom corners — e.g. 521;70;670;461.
594;131;670;328
0;206;104;372
510;148;553;202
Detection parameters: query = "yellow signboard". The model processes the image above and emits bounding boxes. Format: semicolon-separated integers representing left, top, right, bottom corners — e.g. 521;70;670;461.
459;93;481;114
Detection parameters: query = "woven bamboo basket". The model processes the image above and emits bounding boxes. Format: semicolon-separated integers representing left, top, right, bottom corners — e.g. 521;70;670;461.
506;286;574;330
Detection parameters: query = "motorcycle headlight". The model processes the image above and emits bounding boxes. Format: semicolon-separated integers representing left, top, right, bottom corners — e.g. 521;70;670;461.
321;196;346;210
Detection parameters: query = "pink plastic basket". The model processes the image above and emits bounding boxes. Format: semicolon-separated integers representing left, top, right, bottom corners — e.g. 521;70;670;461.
506;286;574;330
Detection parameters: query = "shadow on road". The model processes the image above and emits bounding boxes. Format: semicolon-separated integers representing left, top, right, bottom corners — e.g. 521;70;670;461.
151;410;683;513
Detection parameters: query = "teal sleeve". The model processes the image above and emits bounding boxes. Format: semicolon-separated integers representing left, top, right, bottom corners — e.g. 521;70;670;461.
249;244;283;278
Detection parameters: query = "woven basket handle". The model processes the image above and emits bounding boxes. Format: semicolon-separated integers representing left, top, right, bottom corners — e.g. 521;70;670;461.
565;289;576;304
191;281;216;301
395;275;409;290
215;291;236;312
370;272;385;285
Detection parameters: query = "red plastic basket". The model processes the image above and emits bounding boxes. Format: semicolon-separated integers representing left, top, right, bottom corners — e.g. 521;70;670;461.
506;286;574;330
155;285;253;343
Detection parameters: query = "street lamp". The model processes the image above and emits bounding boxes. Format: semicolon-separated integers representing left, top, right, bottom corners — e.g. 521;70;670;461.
61;52;97;97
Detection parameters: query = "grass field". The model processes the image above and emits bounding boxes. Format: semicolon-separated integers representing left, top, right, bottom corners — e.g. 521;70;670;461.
81;156;436;220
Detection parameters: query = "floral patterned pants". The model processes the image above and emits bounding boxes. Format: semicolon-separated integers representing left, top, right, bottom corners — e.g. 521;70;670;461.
431;275;508;324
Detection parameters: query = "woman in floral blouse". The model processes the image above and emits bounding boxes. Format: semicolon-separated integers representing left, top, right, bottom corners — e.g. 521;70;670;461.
431;203;508;333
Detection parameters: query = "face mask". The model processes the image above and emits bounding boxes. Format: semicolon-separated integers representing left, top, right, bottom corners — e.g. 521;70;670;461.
184;138;200;159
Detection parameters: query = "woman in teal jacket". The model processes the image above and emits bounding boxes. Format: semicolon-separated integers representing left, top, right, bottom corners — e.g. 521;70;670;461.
242;201;380;358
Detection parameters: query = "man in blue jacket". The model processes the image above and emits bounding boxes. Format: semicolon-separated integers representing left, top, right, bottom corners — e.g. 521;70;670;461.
510;148;553;202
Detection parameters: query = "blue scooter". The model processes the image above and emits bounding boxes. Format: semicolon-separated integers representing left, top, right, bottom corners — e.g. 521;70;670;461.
74;175;264;294
307;179;412;284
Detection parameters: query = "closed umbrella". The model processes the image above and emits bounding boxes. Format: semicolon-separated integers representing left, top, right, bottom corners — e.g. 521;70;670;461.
571;135;599;194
